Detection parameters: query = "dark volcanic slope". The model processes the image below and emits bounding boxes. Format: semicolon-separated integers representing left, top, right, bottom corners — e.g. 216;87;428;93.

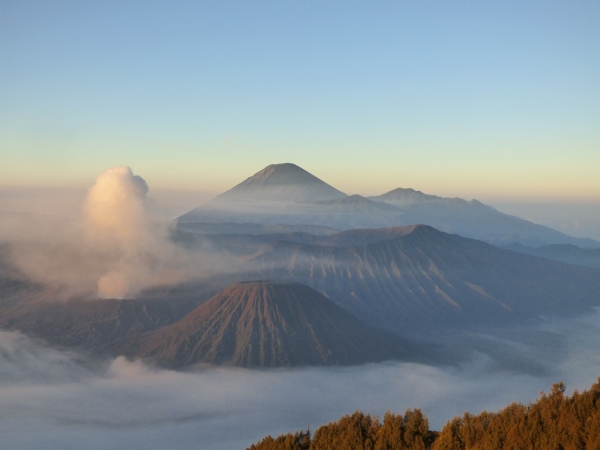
246;225;600;334
0;278;230;349
114;281;411;367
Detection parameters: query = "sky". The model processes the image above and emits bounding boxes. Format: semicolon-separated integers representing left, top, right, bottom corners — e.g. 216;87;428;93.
1;0;599;201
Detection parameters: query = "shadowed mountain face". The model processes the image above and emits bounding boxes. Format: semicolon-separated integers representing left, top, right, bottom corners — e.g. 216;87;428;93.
242;226;600;334
0;280;226;349
177;163;599;248
178;163;348;226
111;281;413;367
0;248;231;349
170;225;600;335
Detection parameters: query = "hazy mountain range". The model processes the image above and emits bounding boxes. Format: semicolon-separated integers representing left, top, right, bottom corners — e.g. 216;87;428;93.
0;163;599;369
179;163;599;248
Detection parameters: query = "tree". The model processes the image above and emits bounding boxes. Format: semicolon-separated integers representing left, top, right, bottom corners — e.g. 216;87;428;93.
375;411;405;450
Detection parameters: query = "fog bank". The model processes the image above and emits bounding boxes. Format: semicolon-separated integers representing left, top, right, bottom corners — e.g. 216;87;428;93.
0;310;599;450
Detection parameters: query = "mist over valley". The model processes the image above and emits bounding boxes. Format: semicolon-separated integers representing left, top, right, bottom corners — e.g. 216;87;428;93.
1;162;600;448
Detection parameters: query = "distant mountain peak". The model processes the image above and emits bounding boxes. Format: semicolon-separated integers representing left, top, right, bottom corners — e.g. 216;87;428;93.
369;188;441;205
176;165;600;248
246;163;317;183
221;163;346;202
178;164;347;224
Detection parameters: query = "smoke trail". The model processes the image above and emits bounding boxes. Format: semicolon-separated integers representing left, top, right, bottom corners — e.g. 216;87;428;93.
83;166;149;246
81;166;184;299
1;166;205;300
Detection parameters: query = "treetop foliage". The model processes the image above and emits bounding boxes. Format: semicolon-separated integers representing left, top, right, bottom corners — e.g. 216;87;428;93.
247;377;600;450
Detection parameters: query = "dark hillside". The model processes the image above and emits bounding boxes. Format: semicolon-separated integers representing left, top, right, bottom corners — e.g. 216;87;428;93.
112;281;414;367
247;225;600;333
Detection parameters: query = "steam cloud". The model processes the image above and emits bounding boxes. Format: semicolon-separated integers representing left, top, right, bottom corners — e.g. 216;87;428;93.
82;166;179;299
0;166;219;300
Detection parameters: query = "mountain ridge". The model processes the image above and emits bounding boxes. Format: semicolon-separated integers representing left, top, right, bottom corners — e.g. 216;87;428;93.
244;225;600;334
176;163;599;248
2;225;600;368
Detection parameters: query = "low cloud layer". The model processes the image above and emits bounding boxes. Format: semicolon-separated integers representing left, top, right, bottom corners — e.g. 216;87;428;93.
0;310;599;450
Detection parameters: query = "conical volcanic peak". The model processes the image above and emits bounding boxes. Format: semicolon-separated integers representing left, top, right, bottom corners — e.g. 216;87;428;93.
124;280;411;367
215;163;347;203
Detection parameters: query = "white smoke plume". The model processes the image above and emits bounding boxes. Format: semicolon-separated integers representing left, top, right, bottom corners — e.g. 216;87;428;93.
81;166;181;299
83;166;150;247
0;166;218;300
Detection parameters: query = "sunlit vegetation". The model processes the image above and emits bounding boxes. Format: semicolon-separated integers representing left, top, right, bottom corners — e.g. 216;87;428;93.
247;409;435;450
433;380;600;450
247;377;600;450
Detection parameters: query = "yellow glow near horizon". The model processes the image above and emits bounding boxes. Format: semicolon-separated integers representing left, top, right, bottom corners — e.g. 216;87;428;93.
1;158;599;202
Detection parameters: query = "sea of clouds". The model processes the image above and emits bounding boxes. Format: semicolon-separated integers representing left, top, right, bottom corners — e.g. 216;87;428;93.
0;309;599;450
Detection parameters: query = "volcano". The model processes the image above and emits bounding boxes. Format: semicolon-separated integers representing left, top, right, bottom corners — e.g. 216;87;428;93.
215;163;346;203
178;163;349;227
113;281;412;367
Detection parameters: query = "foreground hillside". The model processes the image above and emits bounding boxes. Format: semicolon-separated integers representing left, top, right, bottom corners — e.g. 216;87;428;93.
247;377;600;450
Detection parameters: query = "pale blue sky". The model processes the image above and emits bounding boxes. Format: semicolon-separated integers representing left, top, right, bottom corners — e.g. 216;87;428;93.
1;1;599;199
